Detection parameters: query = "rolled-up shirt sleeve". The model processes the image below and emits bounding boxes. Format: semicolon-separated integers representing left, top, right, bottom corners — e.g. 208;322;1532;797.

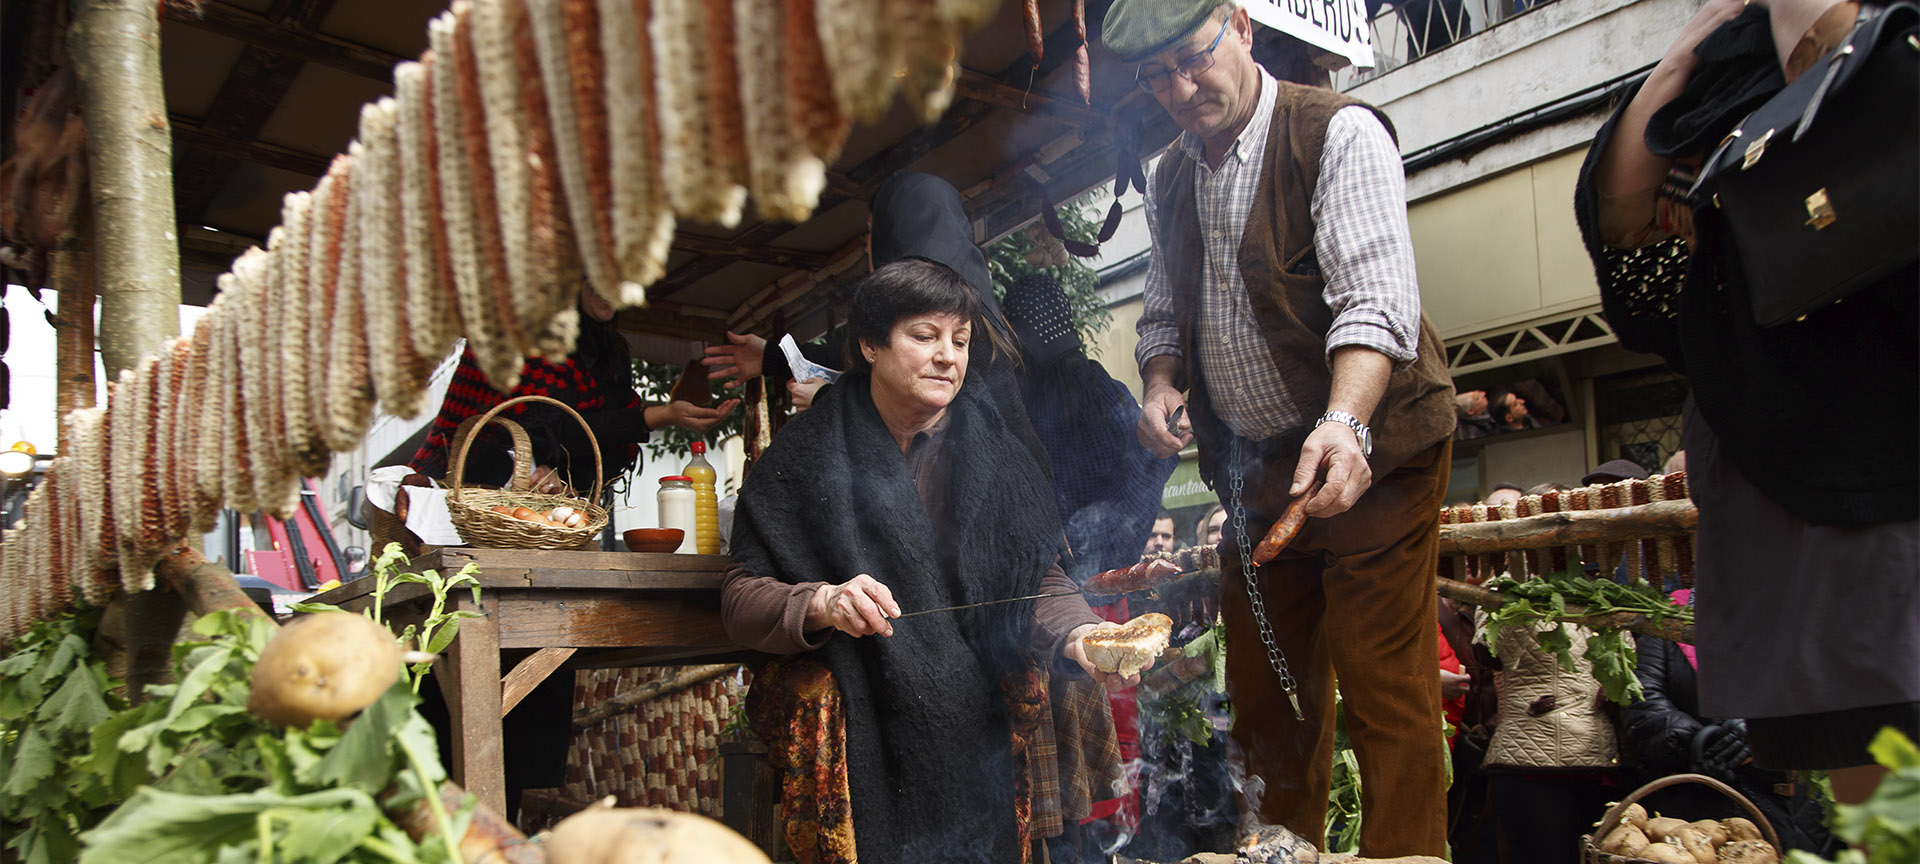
1313;106;1422;367
1134;164;1185;378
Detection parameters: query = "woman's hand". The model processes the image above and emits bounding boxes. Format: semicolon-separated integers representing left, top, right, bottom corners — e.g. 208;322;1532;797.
658;398;743;433
1064;622;1144;692
702;331;766;388
788;377;827;412
806;574;901;638
528;464;569;495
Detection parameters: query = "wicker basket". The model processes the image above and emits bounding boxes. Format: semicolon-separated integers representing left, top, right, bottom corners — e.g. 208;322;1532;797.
446;395;609;550
1582;773;1783;863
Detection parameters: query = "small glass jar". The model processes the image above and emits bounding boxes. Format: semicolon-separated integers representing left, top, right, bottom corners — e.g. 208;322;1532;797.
656;476;697;554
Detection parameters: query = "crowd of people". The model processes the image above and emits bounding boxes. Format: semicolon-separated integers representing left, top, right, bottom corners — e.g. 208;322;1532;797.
395;0;1914;858
1444;457;1840;863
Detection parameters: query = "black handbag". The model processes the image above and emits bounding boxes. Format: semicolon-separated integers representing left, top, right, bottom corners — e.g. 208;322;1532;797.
1690;1;1920;327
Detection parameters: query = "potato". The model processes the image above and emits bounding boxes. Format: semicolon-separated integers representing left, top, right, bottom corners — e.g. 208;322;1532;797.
1620;802;1651;832
1638;841;1698;864
1599;823;1651;857
1720;818;1762;843
1647;816;1693;843
248;612;402;728
546;807;771;864
1676;827;1717;864
1717;839;1778;864
1688;820;1730;847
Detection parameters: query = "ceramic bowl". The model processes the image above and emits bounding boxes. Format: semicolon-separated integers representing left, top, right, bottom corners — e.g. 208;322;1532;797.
623;528;685;553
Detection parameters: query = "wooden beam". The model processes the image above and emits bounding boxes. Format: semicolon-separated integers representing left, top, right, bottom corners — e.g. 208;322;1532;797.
169;0;351;225
647;205;849;301
163;0;403;83
172;116;329;178
728;239;866;332
1436;500;1698;557
500;646;576;718
613;305;731;342
572;664;739;728
667;234;832;270
953;66;1108;129
179;226;261;273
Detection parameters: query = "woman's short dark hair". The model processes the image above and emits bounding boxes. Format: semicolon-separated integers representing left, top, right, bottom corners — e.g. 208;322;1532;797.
845;258;984;375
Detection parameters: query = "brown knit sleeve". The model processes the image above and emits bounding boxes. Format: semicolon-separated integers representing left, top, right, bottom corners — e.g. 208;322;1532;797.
720;561;830;654
1030;556;1104;660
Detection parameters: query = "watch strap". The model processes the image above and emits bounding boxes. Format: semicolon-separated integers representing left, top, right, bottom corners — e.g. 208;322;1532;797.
1315;410;1372;457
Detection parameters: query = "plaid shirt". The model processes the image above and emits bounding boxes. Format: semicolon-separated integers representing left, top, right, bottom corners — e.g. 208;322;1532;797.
1136;71;1423;440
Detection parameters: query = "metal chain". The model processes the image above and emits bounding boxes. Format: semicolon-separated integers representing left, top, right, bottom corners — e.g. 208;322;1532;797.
1229;436;1304;721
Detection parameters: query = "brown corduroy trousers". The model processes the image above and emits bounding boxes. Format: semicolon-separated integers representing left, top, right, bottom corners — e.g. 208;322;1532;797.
1218;439;1450;859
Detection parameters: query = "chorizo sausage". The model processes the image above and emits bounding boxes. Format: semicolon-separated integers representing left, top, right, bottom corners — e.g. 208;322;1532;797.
1024;0;1044;66
1085;557;1186;596
1251;496;1310;566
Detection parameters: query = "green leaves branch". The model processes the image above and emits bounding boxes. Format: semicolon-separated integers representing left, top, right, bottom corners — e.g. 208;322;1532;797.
295;542;483;692
1479;567;1692;705
1785;728;1920;864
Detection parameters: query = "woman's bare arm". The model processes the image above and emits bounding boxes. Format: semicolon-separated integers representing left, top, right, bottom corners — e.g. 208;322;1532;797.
1592;0;1748;245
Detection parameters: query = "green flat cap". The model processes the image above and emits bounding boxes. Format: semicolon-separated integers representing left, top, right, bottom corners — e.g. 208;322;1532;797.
1102;0;1221;63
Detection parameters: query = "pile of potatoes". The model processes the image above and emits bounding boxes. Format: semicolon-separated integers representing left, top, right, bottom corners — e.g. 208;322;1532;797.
1598;802;1779;863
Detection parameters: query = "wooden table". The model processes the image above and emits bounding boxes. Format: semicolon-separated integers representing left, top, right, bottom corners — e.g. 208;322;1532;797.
311;547;754;813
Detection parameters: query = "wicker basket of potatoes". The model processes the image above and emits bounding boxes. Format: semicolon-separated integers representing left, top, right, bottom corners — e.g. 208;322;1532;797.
1583;773;1785;864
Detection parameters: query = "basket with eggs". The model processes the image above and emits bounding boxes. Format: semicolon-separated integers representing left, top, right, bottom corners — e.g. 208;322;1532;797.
445;395;610;550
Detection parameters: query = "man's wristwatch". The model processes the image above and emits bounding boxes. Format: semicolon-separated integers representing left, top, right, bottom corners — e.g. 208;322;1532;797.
1315;410;1373;458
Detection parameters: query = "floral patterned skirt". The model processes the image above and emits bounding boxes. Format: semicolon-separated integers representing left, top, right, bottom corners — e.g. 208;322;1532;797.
746;655;1049;864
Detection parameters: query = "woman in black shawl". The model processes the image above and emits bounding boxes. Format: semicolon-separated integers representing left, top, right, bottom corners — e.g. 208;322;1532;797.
1574;0;1917;802
721;260;1138;864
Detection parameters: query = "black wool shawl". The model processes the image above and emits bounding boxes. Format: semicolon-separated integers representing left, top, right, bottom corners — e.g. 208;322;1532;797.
729;372;1063;862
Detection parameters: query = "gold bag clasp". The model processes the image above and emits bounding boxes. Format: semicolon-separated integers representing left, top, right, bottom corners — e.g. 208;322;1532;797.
1806;188;1837;230
1742;128;1775;170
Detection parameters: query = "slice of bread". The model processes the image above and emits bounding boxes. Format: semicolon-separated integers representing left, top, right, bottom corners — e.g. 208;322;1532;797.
1082;613;1173;677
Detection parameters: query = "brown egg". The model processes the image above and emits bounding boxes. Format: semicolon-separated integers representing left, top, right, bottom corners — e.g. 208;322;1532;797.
510;506;538;521
490;505;514;515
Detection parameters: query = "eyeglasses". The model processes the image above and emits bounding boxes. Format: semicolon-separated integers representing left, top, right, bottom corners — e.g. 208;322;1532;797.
1135;17;1231;94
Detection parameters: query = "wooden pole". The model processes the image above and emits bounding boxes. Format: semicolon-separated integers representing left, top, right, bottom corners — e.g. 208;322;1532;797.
69;0;184;700
573;664;739;728
68;0;181;375
1436;500;1697;556
51;220;97;450
1437;577;1694;645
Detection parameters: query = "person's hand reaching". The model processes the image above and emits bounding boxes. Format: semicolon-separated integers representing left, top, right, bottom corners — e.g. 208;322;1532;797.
701;331;766;388
789;377;827;412
662;398;742;434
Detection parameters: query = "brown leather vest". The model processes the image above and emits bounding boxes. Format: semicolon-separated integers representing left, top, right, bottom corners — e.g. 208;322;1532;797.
1153;82;1456;509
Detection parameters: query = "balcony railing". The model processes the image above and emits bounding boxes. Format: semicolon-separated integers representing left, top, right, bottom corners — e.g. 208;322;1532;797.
1335;0;1558;86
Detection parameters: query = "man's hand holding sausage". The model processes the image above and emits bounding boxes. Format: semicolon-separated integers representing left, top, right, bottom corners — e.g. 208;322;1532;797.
1290;346;1392;518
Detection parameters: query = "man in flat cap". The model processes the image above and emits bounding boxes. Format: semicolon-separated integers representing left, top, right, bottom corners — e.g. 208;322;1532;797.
1108;0;1456;856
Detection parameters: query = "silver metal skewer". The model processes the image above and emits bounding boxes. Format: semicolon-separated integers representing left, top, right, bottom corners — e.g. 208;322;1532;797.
893;590;1085;619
